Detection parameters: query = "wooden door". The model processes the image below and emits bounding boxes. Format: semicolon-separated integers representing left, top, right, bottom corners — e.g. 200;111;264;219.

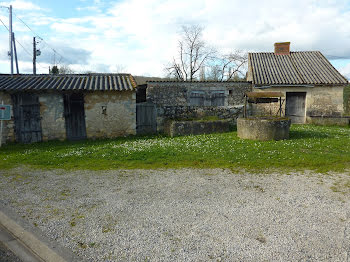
12;93;42;143
64;93;87;140
136;102;157;134
286;92;306;123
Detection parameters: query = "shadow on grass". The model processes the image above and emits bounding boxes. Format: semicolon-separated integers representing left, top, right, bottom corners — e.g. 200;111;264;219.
289;129;330;139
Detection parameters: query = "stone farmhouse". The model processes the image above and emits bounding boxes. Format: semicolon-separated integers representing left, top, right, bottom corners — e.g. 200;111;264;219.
247;42;349;124
0;73;136;144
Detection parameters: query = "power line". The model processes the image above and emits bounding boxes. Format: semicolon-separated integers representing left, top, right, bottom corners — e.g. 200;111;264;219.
12;11;73;65
0;16;8;30
0;16;48;72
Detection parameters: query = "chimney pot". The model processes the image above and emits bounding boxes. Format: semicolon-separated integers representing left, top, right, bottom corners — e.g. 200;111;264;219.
274;42;290;55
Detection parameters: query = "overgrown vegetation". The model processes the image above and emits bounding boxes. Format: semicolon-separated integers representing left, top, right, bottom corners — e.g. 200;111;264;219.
0;125;349;172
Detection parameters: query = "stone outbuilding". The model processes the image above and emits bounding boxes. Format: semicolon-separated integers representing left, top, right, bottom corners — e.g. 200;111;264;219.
0;73;136;144
247;42;349;124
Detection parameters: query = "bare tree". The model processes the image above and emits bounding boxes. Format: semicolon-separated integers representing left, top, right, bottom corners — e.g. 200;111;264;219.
208;51;248;81
217;51;248;81
58;65;75;74
166;25;216;81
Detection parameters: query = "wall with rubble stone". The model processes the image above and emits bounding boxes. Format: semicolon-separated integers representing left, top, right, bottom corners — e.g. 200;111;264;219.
84;91;136;139
146;81;251;132
147;81;251;107
0;91;15;144
39;92;66;141
252;86;345;124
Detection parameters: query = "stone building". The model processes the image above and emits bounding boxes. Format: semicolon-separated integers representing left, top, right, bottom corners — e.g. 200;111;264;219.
144;81;252;132
0;74;136;144
247;42;349;124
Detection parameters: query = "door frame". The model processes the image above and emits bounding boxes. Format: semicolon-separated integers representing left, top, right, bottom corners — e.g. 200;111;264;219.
285;92;307;123
11;93;43;143
63;93;87;140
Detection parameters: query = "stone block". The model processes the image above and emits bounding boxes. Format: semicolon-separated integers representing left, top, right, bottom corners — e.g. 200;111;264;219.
164;119;230;137
237;117;291;141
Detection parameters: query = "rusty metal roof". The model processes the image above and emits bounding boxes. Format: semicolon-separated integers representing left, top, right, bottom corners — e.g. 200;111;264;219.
248;51;348;86
0;74;137;91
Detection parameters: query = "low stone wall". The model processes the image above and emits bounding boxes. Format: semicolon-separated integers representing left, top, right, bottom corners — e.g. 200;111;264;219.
157;105;243;132
237;118;291;141
164;119;231;137
307;116;349;126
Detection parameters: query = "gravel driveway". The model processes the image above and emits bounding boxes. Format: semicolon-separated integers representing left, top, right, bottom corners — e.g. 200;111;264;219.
0;167;349;261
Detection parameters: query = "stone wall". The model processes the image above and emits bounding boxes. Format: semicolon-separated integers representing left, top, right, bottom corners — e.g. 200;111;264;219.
237;118;291;141
147;81;251;107
252;86;345;124
0;91;15;144
146;81;251;132
84;91;136;139
0;90;136;144
164;119;231;137
156;105;243;132
39;92;66;141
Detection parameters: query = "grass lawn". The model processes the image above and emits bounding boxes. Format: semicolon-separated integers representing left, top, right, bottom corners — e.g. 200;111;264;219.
0;124;349;172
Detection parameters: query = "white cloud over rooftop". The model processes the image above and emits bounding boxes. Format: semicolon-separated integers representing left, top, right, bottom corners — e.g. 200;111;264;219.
0;0;349;79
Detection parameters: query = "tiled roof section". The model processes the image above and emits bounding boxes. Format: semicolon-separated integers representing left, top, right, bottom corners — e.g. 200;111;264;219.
249;51;348;86
0;74;137;91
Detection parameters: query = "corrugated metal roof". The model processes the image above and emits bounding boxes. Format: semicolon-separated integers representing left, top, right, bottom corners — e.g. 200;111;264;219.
0;74;137;91
249;51;348;86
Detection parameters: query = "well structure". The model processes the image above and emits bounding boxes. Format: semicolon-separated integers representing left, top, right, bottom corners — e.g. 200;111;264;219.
237;92;291;141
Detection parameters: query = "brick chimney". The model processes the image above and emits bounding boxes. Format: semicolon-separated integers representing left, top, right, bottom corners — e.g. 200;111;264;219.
274;42;290;55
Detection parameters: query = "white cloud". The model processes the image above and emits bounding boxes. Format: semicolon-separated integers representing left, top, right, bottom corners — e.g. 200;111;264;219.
2;0;350;77
339;63;350;80
0;0;42;10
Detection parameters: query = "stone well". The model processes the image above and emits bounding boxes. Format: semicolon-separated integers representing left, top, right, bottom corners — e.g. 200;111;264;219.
237;117;291;141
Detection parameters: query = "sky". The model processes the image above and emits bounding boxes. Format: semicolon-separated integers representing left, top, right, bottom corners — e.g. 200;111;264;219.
0;0;350;79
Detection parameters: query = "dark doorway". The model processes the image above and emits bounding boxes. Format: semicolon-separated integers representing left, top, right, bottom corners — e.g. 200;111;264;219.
286;92;306;123
64;93;86;140
12;93;42;143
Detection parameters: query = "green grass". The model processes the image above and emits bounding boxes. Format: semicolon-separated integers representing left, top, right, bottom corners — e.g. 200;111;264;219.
0;125;349;172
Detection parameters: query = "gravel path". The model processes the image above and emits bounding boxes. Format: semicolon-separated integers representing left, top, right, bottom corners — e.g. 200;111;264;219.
0;168;349;261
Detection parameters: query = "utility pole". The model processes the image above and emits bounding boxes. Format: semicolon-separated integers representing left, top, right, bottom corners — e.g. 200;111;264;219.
12;33;19;74
33;36;36;75
9;5;13;75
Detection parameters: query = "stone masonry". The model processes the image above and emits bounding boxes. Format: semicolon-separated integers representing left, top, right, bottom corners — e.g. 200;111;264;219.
0;91;15;144
146;81;252;132
0;90;136;144
84;91;136;139
39;92;66;141
251;86;347;125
